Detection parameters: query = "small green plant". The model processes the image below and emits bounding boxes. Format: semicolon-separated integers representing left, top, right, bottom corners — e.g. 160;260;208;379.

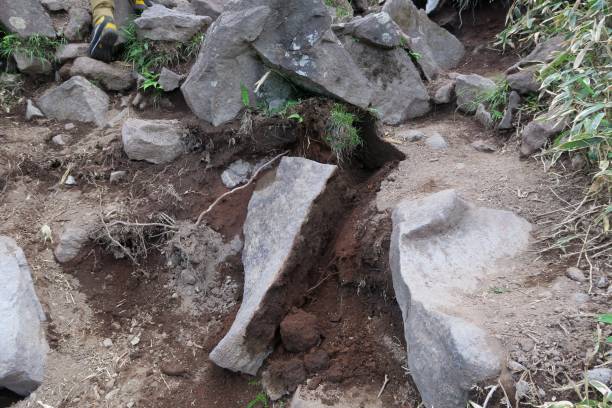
325;103;362;163
241;83;251;108
473;78;510;121
139;68;162;92
408;50;422;61
0;33;64;63
599;314;612;344
246;392;269;408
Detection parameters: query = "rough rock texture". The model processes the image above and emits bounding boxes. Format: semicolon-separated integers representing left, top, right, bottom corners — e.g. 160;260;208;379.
158;67;184;92
280;310;320;352
383;0;464;79
498;91;521;130
507;69;539;94
507;36;565;74
520;118;565;157
26;99;44;121
0;236;48;396
262;359;306;400
55;43;89;63
390;190;531;408
455;74;495;114
37;76;109;127
54;215;98;264
341;12;402;48
122;118;186;164
221;159;253;188
474;103;493;129
425;132;447;149
64;7;91;41
209;157;337;374
13;52;52;75
433;80;455;104
70;57;135;91
0;0;55;37
134;4;212;42
342;34;429;124
192;0;224;19
41;0;66;11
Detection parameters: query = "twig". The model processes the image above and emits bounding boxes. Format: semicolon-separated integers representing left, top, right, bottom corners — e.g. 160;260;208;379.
377;374;389;399
194;151;289;226
98;214;138;265
482;384;499;408
497;379;512;408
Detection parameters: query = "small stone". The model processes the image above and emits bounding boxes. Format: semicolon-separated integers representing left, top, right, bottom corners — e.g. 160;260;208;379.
471;139;496;153
26;99;44;121
130;335;140;346
475;103;494;129
433;81;455;104
425;132;448;150
41;0;66;11
396;129;425;142
221;159;253;188
55;43;89;63
455;74;496;114
109;171;127;184
573;292;589;304
518;338;534;352
566;267;586;282
64;175;77;185
102;338;113;348
571;154;586;170
280;309;320;353
515;379;531;400
64;7;91;42
596;276;609;289
158;68;184;92
51;134;70;146
587;368;612;385
180;269;196;285
121;119;186;164
498;91;521;130
64;123;75;130
14;52;52;75
507;360;526;372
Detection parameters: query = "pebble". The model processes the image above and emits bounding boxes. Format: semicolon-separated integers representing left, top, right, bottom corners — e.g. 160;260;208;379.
52;134;67;146
587;368;612;385
64;175;77;185
64;123;75;131
596;275;609;289
102;338;113;348
566;267;586;282
507;360;526;372
180;269;196;285
470;139;496;153
161;362;188;377
110;171;127;184
425;132;448;150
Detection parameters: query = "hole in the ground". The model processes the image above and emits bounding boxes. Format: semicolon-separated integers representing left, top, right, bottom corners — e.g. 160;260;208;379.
0;388;23;407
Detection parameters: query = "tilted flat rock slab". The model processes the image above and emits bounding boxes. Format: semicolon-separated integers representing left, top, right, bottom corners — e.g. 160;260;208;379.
134;4;212;42
390;190;531;408
0;236;48;396
122;118;186;164
0;0;55;37
209;157;337;374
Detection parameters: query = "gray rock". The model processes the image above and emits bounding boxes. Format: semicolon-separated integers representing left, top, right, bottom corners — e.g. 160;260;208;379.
192;0;224;19
471;139;496;153
180;269;196;285
64;175;76;185
455;74;496;114
37;76;109;127
0;236;48;396
55;43;89;63
425;132;447;150
134;4;212;42
573;292;589;304
587;368;612;385
498;91;521;130
566;267;586;283
121;118;186;164
254;71;297;112
596;276;609;289
51;134;70;145
70;57;135;91
508;36;565;74
64;7;91;42
390;190;531;408
507;69;539;94
209;157;337;374
342;36;429;124
221;159;253;188
13;52;52;75
158;67;184;92
397;129;425;142
383;0;464;79
64;123;75;130
0;0;55;37
54;217;98;263
433;80;455;104
515;379;532;400
342;12;402;48
520;118;565;157
475;103;494;129
109;170;127;183
41;0;67;11
26;99;44;121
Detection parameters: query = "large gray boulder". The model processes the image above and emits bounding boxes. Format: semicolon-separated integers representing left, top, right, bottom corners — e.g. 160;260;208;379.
340;12;402;49
343;37;429;124
192;0;224;19
37;76;109;127
383;0;464;79
0;236;48;396
122;118;186;164
390;190;531;408
455;74;496;114
13;52;52;75
209;157;337;374
70;57;135;91
0;0;55;37
134;4;212;42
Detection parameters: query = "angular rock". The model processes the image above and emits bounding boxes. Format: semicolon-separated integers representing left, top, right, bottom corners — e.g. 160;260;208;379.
588;368;612;385
475;103;494;129
0;236;48;396
520;118;565;157
26;99;44;121
254;71;297;111
51;134;69;145
341;12;402;48
455;74;495;114
221;159;253;188
425;132;447;150
54;215;98;263
343;36;429;124
0;0;56;37
390;190;531;408
109;170;127;183
13;52;52;75
433;80;455;104
64;7;91;42
158;67;184;92
209;157;338;374
55;43;89;63
70;57;135;91
471;139;496;153
134;4;212;42
280;310;320;352
507;69;539;95
121;118;186;164
383;0;464;79
192;0;224;19
507;36;565;74
566;267;586;283
498;91;521;130
41;0;66;11
37;76;109;127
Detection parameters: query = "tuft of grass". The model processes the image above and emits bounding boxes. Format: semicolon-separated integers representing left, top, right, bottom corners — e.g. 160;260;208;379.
246;392;269;408
325;103;362;163
0;33;64;63
474;78;510;121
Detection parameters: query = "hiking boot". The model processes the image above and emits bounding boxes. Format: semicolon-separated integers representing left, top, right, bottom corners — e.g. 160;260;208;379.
88;16;118;62
131;0;152;14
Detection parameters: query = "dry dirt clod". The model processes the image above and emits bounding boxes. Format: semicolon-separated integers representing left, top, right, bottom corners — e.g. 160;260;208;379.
566;267;586;283
280;309;321;353
161;362;188;377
